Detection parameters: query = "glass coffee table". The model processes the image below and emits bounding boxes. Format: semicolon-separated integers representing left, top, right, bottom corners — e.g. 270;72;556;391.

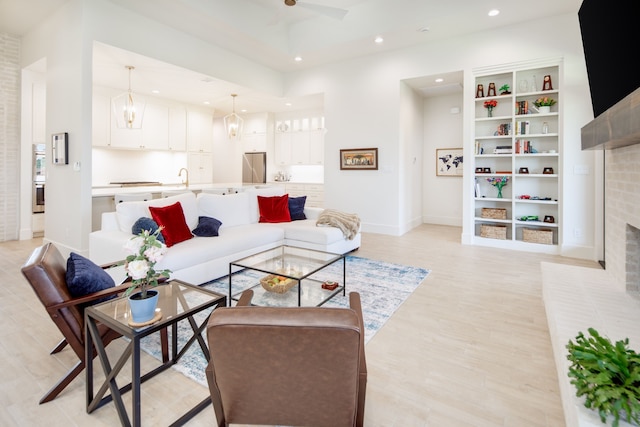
228;245;346;307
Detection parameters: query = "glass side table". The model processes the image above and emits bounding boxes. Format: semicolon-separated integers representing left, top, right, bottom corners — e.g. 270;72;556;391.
85;280;226;427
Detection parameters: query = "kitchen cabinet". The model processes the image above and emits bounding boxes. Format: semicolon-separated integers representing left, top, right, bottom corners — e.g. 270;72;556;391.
243;133;267;152
92;196;115;232
307;129;324;165
110;117;143;149
274;131;292;166
168;106;187;151
141;102;169;150
471;60;560;251
188;152;214;183
285;183;324;208
242;112;269;135
187;109;214;152
290;131;310;165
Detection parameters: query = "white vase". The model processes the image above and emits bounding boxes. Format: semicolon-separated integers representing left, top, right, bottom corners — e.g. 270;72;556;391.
538;106;551;114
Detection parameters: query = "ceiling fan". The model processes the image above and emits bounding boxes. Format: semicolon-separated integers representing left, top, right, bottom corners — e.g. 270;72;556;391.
283;0;349;20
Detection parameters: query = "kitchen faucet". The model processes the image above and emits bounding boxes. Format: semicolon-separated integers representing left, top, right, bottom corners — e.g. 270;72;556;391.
178;168;189;188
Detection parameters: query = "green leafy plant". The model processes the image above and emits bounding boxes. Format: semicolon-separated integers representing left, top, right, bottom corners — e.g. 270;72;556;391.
533;96;556;107
499;84;510;94
566;328;640;427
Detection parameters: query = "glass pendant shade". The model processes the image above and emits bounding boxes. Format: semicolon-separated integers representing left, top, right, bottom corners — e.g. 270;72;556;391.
112;66;145;129
224;94;243;140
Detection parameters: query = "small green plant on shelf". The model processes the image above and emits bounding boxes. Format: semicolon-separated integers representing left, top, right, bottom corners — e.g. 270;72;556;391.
499;84;511;95
566;328;640;427
533;96;556;107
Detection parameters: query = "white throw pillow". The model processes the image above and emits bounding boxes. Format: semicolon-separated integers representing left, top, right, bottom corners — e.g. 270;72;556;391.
197;192;251;228
116;192;198;233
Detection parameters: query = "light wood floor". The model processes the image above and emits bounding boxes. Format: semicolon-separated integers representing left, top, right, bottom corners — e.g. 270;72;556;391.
0;224;600;426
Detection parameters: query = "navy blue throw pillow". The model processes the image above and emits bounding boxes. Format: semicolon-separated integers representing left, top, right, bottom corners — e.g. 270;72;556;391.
192;216;222;237
132;217;165;243
288;196;307;221
65;252;116;302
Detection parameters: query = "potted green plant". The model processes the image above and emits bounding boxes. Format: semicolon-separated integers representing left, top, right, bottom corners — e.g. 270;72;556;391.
123;227;172;322
533;96;556;113
566;328;640;427
499;84;511;95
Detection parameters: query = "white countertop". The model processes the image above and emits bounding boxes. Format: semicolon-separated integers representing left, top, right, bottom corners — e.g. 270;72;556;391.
92;182;248;197
92;181;324;197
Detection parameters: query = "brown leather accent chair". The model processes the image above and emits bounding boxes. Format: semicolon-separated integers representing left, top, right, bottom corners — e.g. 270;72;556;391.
205;290;367;427
21;243;149;403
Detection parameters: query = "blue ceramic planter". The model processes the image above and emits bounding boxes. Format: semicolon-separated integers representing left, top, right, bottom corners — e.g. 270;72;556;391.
128;290;159;323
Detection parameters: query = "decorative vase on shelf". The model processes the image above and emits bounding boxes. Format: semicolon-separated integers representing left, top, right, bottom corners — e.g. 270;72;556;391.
128;289;159;323
496;186;503;198
539;106;551;114
487;106;493;117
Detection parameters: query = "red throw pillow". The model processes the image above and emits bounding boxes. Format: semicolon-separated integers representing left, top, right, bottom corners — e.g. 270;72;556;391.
149;201;193;247
258;194;291;223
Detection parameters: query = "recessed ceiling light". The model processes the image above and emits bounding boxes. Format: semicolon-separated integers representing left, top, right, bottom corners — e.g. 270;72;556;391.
488;9;500;17
151;89;160;94
285;102;292;107
203;101;210;105
241;109;247;113
435;78;444;83
294;56;302;62
374;36;384;44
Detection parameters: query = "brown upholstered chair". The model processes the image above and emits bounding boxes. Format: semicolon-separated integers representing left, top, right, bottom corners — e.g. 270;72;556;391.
20;242;165;403
205;290;367;427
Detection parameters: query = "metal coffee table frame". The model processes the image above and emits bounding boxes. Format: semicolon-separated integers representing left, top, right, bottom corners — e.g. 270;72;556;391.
229;245;346;307
85;280;226;427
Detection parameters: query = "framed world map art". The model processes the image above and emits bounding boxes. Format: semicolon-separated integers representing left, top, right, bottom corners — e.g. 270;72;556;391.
436;148;463;176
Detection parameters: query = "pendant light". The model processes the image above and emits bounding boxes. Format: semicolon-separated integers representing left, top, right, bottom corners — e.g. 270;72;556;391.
224;94;243;140
112;65;146;129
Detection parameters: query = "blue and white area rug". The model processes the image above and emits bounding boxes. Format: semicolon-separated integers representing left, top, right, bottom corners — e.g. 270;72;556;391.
139;256;430;386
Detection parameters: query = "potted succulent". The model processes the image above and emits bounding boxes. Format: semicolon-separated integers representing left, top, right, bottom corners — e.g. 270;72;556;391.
123;227;172;322
499;84;511;95
566;328;640;427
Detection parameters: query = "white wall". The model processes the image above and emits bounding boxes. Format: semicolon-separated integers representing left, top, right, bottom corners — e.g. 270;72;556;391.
16;1;597;260
422;91;464;226
285;13;596;257
399;81;426;232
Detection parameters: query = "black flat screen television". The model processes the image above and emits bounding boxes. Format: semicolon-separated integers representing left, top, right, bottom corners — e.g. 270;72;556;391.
578;0;640;118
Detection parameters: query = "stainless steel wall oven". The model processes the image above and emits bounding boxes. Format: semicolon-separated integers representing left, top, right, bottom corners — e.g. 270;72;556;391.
33;144;45;213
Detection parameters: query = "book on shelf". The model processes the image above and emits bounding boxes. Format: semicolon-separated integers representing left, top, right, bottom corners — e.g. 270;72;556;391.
515;100;529;115
494;145;513;154
515;139;531;154
497;123;511;136
515;120;530;135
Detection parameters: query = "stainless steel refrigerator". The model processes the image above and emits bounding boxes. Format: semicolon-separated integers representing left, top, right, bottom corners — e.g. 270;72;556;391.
242;152;266;184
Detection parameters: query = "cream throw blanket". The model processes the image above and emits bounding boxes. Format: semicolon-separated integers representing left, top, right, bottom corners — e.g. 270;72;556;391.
316;209;361;240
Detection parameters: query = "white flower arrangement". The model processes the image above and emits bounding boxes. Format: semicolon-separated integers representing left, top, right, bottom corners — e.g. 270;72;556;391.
123;228;171;298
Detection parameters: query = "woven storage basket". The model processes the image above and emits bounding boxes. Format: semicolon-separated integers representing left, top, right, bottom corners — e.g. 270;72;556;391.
480;224;507;240
523;228;553;244
481;208;507;219
260;275;297;294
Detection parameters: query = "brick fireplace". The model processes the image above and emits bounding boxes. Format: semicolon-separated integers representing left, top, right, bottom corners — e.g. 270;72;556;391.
542;87;640;427
582;87;640;293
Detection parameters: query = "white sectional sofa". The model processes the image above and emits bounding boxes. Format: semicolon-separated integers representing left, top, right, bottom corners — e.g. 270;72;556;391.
89;187;361;285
